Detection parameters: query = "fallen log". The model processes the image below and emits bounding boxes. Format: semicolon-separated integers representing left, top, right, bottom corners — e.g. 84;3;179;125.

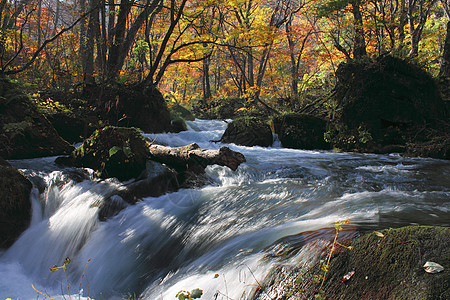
148;143;246;172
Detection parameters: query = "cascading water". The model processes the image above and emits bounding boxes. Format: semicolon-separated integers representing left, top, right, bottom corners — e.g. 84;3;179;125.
1;119;449;299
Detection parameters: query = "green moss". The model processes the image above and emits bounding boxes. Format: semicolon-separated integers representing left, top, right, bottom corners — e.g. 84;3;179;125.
320;226;450;300
73;126;149;180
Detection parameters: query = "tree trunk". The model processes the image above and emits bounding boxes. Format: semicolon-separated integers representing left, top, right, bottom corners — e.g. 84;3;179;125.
351;0;367;59
84;0;99;84
37;0;42;47
148;143;246;172
286;20;299;100
440;21;450;78
202;56;212;100
52;0;60;36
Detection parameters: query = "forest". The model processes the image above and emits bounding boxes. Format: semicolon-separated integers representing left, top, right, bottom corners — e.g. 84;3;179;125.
0;0;449;106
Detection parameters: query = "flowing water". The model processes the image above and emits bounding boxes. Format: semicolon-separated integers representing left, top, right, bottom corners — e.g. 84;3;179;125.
1;119;449;299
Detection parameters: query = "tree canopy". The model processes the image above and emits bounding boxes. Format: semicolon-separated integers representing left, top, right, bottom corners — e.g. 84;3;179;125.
0;0;448;106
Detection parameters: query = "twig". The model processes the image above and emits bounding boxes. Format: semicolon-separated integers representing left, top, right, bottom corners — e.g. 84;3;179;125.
32;284;55;300
79;259;91;299
241;264;275;300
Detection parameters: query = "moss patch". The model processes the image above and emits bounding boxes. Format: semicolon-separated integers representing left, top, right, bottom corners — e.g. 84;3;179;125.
72;126;149;181
253;226;449;300
0;74;74;159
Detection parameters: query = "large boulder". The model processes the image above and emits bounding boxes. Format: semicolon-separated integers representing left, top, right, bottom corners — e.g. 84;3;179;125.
273;113;330;150
219;117;273;147
0;157;32;249
169;104;195;121
331;56;448;149
68;126;149;181
253;226;449;300
98;83;172;133
0;75;74;159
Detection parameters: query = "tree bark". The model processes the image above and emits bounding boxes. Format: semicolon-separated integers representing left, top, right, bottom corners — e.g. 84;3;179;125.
202;56;212;99
440;21;450;78
148;143;246;172
351;0;367;59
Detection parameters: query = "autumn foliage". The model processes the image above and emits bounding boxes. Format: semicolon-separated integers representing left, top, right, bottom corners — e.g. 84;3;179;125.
0;0;448;109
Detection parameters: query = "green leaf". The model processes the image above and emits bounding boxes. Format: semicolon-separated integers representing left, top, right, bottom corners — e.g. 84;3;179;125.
295;275;303;285
190;288;203;299
176;291;187;300
109;146;122;157
123;146;132;158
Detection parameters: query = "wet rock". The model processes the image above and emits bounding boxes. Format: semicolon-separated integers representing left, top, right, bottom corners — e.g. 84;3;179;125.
170;119;188;133
98;161;179;220
0;75;74;159
71;126;149;181
219;117;273;147
272;113;330;150
0;157;32;249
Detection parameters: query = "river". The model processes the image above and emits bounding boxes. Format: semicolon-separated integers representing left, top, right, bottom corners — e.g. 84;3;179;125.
1;119;449;299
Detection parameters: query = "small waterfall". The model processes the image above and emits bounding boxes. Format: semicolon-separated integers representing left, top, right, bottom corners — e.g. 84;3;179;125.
1;119;449;300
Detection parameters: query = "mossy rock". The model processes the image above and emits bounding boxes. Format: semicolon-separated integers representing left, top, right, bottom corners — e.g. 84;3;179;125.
332;56;447;145
170;118;188;133
82;82;171;133
0;74;74;159
254;226;449;300
220;117;273;147
192;97;247;119
170;104;195;121
321;226;450;299
0;157;32;249
72;126;149;181
273;113;330;150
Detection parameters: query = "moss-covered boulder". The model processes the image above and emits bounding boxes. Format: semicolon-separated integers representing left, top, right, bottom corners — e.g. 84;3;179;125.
170;118;188;133
273;113;330;150
0;75;74;159
254;226;449;300
170;104;195;121
70;126;149;181
0;157;32;249
331;56;448;150
321;226;450;299
83;82;171;133
219;117;273;147
192;97;247;119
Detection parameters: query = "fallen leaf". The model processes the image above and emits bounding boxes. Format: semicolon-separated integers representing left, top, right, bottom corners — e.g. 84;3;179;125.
423;262;444;273
342;270;355;283
374;231;385;237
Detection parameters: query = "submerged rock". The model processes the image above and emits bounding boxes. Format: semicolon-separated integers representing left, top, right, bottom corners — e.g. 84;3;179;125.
272;113;330;150
219;117;273;147
98;161;179;220
0;157;32;249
